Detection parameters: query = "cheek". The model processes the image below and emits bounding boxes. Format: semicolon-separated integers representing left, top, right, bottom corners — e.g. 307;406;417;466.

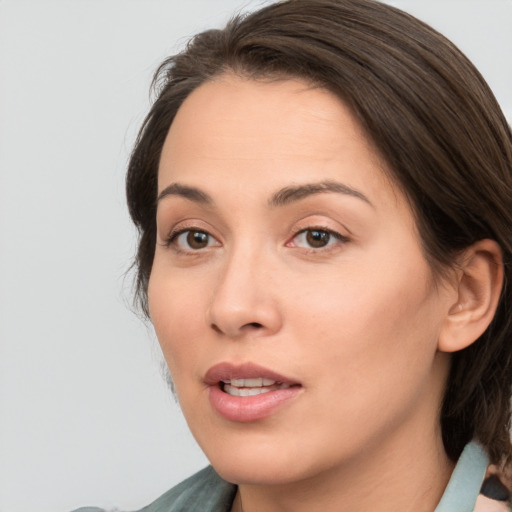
148;269;209;379
288;251;441;386
282;257;444;452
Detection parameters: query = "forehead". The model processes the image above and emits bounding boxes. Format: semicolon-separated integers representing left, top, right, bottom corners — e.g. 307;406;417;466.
164;75;369;156
158;73;397;207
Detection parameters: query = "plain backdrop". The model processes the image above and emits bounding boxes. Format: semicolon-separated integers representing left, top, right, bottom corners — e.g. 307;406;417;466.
0;1;511;511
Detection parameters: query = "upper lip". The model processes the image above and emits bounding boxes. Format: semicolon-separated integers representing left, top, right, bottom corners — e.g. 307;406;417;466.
204;362;300;386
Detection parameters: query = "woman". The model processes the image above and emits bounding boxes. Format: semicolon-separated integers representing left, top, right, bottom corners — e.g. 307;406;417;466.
77;0;512;510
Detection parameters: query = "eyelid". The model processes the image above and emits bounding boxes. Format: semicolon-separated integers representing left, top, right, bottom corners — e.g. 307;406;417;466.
162;219;214;240
286;225;350;251
297;226;348;240
287;216;351;241
166;228;221;253
162;220;222;251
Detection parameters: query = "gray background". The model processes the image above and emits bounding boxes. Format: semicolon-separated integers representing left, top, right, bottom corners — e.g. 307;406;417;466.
0;1;511;511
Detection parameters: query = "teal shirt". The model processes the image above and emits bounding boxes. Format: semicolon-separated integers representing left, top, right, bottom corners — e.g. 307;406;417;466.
435;441;488;512
74;441;490;512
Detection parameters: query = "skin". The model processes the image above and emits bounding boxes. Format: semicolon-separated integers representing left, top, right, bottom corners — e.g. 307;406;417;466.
149;75;463;512
475;496;511;512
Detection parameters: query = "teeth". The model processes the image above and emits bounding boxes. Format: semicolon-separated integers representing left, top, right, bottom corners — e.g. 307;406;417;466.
229;378;276;387
223;382;292;397
224;385;273;397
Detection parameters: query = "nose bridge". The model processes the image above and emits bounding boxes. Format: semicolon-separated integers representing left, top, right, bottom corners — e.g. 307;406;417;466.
207;237;281;338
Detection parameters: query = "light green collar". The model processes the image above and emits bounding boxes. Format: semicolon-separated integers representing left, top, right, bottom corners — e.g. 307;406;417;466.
435;441;488;512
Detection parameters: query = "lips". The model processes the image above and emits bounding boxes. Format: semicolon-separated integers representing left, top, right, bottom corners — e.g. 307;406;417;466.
205;362;302;422
204;362;299;386
223;378;293;397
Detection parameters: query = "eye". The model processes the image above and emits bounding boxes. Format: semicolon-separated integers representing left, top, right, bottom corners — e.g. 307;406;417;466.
292;228;348;249
168;229;220;251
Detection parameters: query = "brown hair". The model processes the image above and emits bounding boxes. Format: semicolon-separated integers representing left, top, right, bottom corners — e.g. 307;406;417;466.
126;0;512;466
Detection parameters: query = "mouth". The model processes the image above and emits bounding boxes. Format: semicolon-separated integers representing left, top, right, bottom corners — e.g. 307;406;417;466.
204;362;302;422
205;362;301;391
221;378;294;397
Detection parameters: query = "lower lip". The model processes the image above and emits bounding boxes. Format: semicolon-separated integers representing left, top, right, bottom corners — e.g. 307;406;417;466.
208;385;302;422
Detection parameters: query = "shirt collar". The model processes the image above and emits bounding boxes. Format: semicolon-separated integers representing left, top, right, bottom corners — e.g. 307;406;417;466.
435;441;489;512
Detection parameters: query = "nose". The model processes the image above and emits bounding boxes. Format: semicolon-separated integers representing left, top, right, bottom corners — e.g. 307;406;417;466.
207;246;282;339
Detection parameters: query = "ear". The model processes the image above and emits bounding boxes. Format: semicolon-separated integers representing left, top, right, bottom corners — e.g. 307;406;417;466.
438;239;504;353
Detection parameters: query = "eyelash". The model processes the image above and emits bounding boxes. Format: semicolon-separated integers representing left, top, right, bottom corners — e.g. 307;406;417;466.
165;228;219;252
288;227;349;251
164;225;349;254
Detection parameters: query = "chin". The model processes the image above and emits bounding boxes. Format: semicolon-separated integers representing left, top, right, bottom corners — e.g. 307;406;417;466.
196;426;349;488
210;455;308;486
194;429;309;485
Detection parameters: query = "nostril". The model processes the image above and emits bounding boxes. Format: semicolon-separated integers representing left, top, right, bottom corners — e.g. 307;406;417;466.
245;322;263;329
209;319;268;337
211;324;223;334
209;322;263;334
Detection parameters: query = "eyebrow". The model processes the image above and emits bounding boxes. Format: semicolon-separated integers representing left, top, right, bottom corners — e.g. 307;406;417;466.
269;180;372;208
157;183;213;205
157;180;372;208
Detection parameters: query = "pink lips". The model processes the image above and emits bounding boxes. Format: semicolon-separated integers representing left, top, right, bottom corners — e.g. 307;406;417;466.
205;362;302;423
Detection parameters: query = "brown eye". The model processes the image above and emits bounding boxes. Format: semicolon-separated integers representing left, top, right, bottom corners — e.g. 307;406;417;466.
186;230;210;249
290;228;348;250
169;229;219;251
305;230;331;248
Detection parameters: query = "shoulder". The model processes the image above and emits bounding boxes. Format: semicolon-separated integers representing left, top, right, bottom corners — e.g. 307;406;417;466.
71;466;237;512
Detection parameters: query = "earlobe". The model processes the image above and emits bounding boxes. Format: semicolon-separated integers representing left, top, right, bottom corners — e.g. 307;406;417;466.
438;239;504;353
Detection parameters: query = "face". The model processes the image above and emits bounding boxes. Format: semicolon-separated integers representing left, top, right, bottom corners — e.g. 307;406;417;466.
149;75;454;485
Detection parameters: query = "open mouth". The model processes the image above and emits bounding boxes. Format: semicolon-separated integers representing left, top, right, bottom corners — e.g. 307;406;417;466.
206;364;303;421
220;378;295;397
